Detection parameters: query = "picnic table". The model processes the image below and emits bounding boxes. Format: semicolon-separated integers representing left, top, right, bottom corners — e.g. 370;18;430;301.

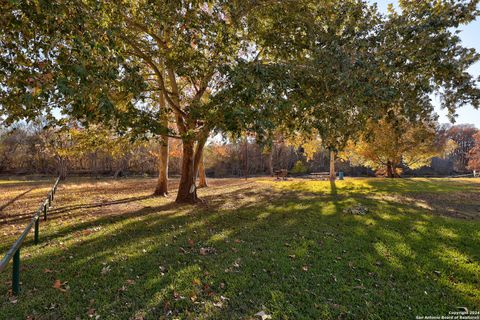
310;172;331;180
274;169;288;180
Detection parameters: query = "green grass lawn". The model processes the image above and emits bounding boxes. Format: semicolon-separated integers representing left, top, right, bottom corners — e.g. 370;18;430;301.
0;177;479;319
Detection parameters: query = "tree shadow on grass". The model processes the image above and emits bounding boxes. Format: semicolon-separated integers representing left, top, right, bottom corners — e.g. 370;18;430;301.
0;188;35;214
0;194;161;227
0;183;479;319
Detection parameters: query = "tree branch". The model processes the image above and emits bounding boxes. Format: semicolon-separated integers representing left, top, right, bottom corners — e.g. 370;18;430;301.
123;36;187;118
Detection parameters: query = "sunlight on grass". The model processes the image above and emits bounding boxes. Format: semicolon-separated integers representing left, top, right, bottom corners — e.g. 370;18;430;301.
1;177;479;319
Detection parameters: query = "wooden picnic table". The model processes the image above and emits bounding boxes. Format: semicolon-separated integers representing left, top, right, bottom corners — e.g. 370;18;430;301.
274;169;288;180
310;172;331;180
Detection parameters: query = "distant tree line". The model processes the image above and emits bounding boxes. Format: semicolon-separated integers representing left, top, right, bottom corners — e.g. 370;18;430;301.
1;122;478;178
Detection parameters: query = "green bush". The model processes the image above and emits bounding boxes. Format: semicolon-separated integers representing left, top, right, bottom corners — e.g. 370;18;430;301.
291;160;307;174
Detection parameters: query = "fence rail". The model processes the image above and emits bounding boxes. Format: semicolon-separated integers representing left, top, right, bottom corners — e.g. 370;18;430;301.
0;177;60;295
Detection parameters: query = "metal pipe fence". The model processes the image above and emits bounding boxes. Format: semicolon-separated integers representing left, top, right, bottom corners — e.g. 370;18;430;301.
0;177;60;296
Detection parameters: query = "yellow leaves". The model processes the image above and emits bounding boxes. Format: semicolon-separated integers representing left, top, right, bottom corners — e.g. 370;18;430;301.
284;130;322;161
340;118;439;172
32;86;42;96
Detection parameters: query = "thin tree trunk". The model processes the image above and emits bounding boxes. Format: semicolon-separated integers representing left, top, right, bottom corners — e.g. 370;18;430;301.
93;152;98;179
267;150;273;176
329;150;336;181
198;154;208;188
57;157;67;180
244;137;248;180
154;135;169;196
154;73;169;196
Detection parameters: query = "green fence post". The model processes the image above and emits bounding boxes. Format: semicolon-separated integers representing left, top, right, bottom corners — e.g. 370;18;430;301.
51;189;54;202
43;203;47;221
48;193;51;207
34;218;39;244
12;249;20;295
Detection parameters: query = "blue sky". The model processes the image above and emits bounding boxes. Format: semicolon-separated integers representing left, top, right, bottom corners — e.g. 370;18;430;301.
369;0;480;128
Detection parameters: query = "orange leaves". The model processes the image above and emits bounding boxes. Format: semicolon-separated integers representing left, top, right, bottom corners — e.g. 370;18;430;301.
53;279;68;292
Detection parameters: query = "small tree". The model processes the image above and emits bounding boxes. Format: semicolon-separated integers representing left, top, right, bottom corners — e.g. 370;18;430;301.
340;119;445;178
291;161;307;175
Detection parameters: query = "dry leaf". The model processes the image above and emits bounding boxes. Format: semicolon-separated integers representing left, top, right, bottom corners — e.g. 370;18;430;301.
101;265;111;275
53;280;67;292
87;307;96;318
199;247;216;255
255;311;272;320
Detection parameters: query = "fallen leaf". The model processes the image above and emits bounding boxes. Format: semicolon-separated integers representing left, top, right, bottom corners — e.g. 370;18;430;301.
199;247;216;255
87;307;96;318
101;265;111;275
53;280;67;292
254;310;272;320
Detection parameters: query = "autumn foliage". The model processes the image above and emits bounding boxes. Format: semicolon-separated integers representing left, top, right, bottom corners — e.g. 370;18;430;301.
340;119;449;177
468;131;480;172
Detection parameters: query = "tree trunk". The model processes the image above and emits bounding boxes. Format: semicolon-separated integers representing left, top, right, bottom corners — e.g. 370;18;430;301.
154;73;169;196
176;134;208;203
93;152;98;179
57;157;67;180
113;168;122;179
244;137;248;180
386;161;395;178
198;154;208;188
329;150;336;181
176;141;197;203
154;135;169;196
267;150;273;176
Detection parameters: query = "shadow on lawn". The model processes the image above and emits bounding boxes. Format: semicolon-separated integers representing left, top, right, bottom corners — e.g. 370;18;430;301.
1;181;479;319
0;188;35;213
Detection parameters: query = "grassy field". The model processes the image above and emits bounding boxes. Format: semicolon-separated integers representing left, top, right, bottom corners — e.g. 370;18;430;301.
0;177;479;319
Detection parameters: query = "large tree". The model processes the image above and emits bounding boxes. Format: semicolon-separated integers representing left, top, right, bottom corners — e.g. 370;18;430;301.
2;0;480;202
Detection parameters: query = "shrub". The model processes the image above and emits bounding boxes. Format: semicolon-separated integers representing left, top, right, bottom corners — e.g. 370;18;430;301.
291;160;307;174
